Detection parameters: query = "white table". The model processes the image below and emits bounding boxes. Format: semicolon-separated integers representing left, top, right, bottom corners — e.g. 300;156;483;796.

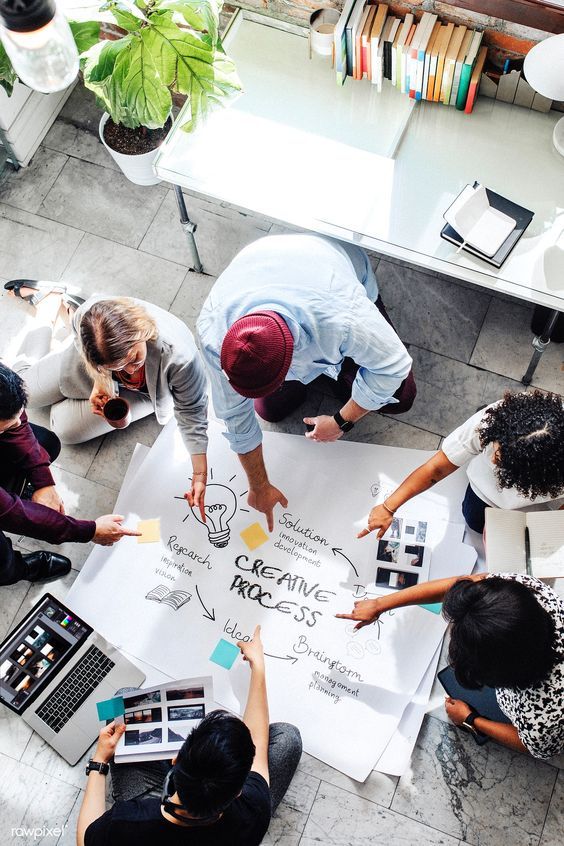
154;9;564;381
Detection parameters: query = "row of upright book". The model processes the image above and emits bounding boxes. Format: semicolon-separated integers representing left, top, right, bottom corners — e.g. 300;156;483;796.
334;2;488;113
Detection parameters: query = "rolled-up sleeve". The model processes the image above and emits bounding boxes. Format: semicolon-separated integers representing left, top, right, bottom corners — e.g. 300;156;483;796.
342;293;412;410
168;351;209;455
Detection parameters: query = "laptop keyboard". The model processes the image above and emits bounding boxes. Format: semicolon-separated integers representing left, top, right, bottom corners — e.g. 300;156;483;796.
36;645;115;734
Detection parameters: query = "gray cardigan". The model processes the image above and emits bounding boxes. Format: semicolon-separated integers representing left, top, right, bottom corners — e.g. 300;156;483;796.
60;295;208;454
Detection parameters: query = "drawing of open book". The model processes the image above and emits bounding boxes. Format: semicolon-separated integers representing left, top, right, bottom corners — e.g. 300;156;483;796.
145;585;192;610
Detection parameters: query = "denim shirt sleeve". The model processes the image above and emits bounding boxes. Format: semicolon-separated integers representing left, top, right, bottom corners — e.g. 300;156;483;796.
342;292;412;410
201;340;263;454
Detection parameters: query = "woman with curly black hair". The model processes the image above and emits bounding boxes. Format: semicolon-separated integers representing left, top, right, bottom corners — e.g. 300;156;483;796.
359;390;564;538
337;571;564;758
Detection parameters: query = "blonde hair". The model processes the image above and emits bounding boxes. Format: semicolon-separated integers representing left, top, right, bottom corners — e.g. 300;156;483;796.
79;298;158;385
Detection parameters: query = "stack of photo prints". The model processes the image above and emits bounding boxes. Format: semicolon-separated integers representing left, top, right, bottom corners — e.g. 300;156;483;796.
112;676;214;763
375;517;431;591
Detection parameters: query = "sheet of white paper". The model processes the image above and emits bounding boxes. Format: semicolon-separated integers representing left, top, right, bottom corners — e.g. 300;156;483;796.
68;421;474;780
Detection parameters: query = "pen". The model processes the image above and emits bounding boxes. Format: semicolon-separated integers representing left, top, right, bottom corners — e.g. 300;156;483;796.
525;526;532;576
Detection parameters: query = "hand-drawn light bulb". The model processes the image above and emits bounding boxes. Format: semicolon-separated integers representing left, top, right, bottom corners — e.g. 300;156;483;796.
191;484;237;548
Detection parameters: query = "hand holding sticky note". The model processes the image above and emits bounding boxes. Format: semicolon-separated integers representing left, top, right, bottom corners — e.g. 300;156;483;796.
210;639;239;669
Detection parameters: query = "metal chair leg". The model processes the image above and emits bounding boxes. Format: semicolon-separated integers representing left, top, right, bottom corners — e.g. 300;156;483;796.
173;184;203;274
522;308;561;385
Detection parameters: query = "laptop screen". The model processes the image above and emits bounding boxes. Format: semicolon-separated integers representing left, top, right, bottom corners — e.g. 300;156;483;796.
0;593;92;714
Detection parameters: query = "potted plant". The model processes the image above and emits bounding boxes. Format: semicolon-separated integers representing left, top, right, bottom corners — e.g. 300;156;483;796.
1;1;241;184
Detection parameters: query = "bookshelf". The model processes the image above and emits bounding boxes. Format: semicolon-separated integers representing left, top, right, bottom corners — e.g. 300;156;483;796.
155;9;564;316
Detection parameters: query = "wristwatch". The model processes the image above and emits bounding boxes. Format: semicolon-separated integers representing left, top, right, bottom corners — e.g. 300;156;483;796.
461;708;480;736
85;760;110;776
333;411;354;433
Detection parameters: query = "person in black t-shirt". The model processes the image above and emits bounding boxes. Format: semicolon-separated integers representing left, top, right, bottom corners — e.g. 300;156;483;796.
77;625;302;846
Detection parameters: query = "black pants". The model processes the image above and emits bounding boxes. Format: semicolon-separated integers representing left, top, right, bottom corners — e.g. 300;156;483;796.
0;423;61;585
461;484;489;534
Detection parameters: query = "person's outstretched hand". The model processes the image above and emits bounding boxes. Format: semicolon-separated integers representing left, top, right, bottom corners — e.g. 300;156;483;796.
335;597;386;630
357;504;393;539
93;515;141;546
247;482;288;532
303;415;343;442
92;720;126;763
237;625;265;671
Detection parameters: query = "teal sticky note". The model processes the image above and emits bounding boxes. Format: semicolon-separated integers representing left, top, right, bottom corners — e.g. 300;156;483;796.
96;696;125;721
420;602;443;615
210;639;239;670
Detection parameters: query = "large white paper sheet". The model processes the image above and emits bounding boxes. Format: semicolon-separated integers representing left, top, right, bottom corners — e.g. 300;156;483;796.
68;421;474;780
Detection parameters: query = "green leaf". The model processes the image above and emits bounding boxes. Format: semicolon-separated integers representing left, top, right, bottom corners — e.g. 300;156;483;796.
82;37;135;124
68;20;101;56
117;36;172;128
105;2;146;32
154;0;220;46
0;40;17;97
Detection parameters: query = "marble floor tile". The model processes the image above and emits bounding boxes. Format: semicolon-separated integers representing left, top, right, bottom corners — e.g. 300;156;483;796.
139;189;270;276
0;579;31;641
302;781;459;845
0;147;68;214
169;269;216;334
392;716;557;846
39;158;168;249
0;753;80;845
262;769;320;846
540;769;564;845
15;468;118;571
0;203;84;281
61;232;186;309
56;789;84;846
376;260;491;364
43;121;120;172
317;395;441;450
21;731;95;791
298;750;398;808
470;298;564;395
396;347;490;437
0;706;34;762
86;414;163;491
9;569;79;632
25;405;103;479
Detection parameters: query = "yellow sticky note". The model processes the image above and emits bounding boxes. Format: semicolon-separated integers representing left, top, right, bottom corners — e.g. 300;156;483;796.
240;522;269;551
137;518;161;544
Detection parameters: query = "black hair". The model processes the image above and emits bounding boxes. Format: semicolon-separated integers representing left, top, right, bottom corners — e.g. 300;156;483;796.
442;577;559;689
0;362;27;421
173;710;255;818
479;390;564;500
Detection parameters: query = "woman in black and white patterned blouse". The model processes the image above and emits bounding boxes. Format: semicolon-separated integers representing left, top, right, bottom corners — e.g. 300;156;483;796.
337;572;564;758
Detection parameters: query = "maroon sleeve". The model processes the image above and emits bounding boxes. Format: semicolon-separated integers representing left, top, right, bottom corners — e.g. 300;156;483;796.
0;487;96;544
0;411;55;490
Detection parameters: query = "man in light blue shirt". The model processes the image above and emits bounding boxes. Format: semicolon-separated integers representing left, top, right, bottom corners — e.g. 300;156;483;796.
197;234;415;529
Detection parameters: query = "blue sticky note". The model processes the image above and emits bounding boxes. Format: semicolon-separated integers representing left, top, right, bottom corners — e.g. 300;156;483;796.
96;696;125;721
210;639;239;670
420;602;443;615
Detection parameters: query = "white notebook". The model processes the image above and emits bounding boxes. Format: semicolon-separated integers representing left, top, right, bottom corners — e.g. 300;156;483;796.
485;509;564;579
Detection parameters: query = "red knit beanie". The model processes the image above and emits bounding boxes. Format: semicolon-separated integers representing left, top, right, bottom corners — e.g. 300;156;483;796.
220;311;294;398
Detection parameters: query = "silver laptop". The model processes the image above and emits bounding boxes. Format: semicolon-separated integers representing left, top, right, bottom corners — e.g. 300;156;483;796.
0;593;145;765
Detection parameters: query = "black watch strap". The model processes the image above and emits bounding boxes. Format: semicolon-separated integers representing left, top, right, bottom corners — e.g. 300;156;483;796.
334;411;354;432
461;708;480;734
86;759;109;776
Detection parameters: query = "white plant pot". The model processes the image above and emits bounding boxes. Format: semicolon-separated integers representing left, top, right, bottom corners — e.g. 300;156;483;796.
99;113;162;186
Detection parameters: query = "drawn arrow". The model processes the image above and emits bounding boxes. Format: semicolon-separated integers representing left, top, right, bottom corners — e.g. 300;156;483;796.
195;585;215;621
264;652;298;665
332;547;359;578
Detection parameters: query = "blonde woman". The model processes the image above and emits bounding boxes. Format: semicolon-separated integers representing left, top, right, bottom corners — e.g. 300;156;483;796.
10;286;208;515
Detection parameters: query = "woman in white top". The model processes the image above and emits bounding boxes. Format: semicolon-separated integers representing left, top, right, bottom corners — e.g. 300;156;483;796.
361;390;564;538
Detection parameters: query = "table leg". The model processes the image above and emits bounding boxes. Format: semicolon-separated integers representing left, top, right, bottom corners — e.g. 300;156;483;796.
521;308;560;386
173;184;203;273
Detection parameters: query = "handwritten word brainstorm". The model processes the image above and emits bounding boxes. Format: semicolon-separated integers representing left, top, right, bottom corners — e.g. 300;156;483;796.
230;555;336;628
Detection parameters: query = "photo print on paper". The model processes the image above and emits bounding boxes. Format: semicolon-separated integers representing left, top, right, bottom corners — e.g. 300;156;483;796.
165;687;205;702
124;728;163;746
124;708;162;725
388;517;403;539
123;690;161;710
168;726;190;743
168;704;205;722
377;540;400;564
404;545;425;567
376;567;419;590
